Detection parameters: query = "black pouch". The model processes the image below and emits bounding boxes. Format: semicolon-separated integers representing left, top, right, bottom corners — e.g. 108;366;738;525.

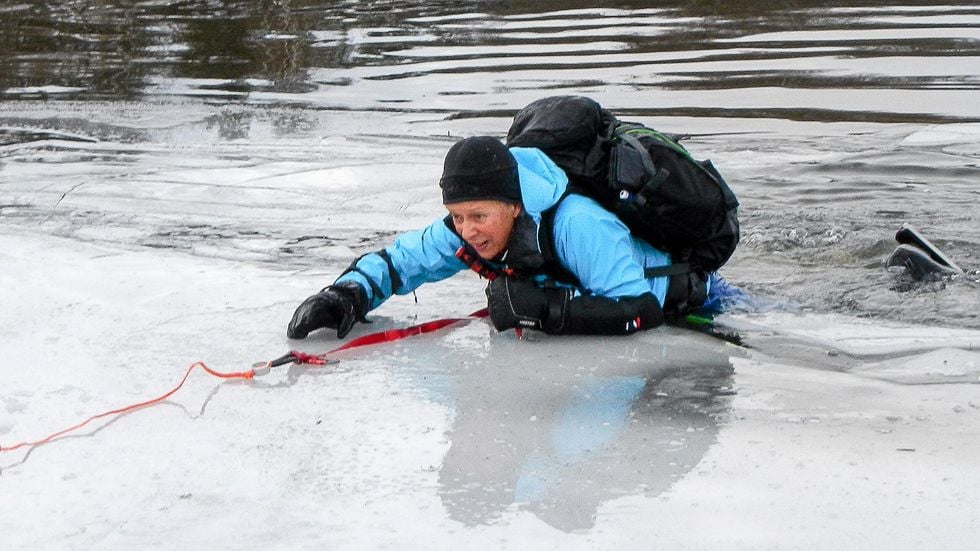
608;143;650;192
663;272;709;318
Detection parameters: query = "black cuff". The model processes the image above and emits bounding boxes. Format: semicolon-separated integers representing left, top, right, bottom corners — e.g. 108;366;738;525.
331;280;369;321
557;293;664;335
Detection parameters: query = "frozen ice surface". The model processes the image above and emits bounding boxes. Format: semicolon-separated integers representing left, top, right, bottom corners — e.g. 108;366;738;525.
2;229;979;550
1;103;979;549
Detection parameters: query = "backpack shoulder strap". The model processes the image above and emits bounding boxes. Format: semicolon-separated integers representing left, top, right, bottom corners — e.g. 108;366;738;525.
643;263;691;278
337;249;403;299
537;191;585;289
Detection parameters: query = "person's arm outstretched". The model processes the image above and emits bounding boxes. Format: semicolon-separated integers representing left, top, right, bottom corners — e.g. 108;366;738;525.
287;219;466;339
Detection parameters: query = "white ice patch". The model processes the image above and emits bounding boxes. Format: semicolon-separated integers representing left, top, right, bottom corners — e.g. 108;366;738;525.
2;85;86;95
901;123;980;146
857;348;980;385
727;311;980;357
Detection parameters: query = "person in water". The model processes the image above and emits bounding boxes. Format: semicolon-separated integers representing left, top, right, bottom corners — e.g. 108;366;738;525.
286;136;967;339
287;136;743;339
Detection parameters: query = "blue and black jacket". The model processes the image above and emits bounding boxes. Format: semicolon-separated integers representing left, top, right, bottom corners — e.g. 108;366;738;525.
336;147;725;333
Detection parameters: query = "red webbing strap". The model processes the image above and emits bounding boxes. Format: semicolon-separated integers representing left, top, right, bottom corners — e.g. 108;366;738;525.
328;308;488;354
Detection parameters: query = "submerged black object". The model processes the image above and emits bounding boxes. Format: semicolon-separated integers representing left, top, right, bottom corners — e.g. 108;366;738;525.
894;223;963;273
886;244;958;281
886;224;963;282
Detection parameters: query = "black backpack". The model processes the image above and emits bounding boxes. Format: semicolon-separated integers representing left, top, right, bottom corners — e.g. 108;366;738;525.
506;96;739;275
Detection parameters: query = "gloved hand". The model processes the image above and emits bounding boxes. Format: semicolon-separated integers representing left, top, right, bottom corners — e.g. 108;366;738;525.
486;277;569;333
487;276;664;335
287;281;368;339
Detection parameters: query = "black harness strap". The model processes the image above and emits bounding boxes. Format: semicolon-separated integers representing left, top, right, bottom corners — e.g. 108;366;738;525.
643;263;691;278
538;191;584;289
337;249;403;299
377;250;403;292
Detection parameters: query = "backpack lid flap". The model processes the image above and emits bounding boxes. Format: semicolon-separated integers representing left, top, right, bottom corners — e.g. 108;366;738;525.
506;96;605;149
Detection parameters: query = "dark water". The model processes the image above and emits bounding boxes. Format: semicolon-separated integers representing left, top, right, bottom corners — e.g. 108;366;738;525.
1;0;979;328
2;0;979;122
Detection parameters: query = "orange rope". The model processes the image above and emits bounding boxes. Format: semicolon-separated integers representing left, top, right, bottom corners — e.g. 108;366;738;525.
2;310;489;455
0;361;253;453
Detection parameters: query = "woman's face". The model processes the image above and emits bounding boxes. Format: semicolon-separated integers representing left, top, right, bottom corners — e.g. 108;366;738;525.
446;200;522;259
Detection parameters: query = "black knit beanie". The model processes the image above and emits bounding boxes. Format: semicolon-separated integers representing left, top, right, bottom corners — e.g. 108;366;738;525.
439;136;522;205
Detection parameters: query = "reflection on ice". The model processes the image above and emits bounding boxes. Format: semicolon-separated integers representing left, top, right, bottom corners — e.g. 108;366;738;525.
376;323;737;532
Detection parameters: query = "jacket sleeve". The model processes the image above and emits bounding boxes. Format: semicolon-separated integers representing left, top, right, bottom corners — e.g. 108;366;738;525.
550;194;670;303
490;194;666;335
335;217;467;311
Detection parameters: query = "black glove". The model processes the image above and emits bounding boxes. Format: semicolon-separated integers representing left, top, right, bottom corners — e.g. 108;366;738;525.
287;281;368;339
486;277;570;333
487;277;664;335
